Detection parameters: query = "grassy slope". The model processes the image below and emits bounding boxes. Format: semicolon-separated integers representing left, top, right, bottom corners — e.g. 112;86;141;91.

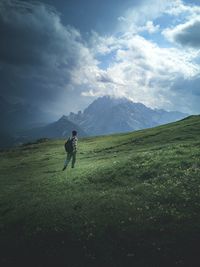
0;115;200;267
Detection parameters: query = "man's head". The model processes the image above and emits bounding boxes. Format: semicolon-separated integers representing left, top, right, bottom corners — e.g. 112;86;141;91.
72;130;77;136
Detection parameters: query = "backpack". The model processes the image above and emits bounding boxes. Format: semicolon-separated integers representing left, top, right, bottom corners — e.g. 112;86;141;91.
64;138;73;153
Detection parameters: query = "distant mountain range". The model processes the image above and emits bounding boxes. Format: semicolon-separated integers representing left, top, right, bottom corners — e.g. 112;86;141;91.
0;95;86;147
14;116;86;146
0;95;188;148
67;96;188;135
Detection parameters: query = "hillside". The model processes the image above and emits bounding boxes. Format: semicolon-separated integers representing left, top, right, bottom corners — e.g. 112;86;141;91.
0;115;200;267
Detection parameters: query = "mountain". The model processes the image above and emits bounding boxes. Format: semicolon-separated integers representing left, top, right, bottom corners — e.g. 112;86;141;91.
67;96;188;135
0;95;86;147
15;115;86;145
0;95;188;148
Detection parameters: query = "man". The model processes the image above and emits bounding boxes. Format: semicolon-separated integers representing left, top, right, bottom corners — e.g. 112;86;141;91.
62;130;78;171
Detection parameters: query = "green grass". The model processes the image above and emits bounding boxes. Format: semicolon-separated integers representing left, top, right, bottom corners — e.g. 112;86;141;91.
0;115;200;267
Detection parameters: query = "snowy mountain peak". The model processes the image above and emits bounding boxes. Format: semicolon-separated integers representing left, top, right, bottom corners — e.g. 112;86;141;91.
68;96;188;135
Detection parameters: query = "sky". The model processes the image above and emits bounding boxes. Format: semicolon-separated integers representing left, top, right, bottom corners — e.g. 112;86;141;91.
0;0;200;121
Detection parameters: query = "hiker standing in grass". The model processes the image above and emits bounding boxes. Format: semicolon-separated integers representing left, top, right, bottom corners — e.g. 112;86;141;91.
62;130;78;171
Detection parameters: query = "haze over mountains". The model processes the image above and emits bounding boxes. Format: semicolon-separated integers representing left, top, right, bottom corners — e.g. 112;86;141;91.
0;95;188;148
14;116;86;146
0;96;49;133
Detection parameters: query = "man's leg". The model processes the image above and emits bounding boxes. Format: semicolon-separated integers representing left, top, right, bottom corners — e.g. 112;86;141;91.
71;152;76;168
63;153;72;170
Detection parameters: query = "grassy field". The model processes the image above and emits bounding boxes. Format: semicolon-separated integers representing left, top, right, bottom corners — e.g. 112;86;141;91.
0;115;200;267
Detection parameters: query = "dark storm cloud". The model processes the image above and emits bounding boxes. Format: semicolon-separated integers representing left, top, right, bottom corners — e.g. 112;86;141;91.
170;75;200;114
96;73;115;84
0;0;94;116
24;0;143;34
0;1;59;66
0;0;158;118
172;75;200;96
172;19;200;48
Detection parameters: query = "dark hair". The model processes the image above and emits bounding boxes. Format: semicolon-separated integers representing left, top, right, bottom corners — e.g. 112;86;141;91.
72;130;77;136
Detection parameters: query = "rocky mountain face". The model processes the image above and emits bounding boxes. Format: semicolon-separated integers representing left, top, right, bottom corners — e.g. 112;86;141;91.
0;95;188;148
67;96;188;135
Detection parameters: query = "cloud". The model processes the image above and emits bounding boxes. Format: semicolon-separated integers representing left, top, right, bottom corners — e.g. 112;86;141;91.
117;0;176;33
96;72;116;84
163;17;200;48
141;21;160;34
164;0;200;17
83;32;200;113
89;31;122;56
81;0;200;114
170;75;200;114
0;0;200;123
0;0;98;118
118;0;200;36
172;75;200;96
0;0;66;66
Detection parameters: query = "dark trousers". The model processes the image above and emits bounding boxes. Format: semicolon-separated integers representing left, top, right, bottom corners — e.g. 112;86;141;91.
64;152;76;168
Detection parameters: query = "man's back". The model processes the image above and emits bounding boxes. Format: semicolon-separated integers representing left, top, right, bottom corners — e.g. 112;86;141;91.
71;136;78;152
